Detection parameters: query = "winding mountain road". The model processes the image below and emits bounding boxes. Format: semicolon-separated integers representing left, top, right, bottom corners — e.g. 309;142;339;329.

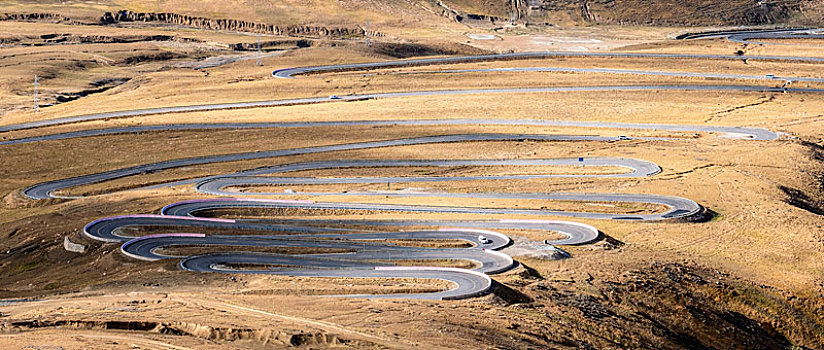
13;42;818;299
82;198;604;300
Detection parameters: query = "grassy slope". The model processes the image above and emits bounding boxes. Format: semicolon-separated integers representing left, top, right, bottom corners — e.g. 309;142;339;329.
0;2;822;349
0;0;445;28
444;0;823;26
2;0;822;28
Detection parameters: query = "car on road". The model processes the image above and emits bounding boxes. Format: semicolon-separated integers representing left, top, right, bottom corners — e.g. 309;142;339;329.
329;95;342;100
765;74;775;78
478;235;492;244
617;135;631;140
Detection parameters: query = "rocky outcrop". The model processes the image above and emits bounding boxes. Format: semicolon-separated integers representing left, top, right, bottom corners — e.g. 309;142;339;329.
421;0;511;26
580;1;597;22
508;0;529;21
370;41;490;58
2;10;377;38
231;39;312;51
6;319;369;347
0;12;77;24
100;10;376;38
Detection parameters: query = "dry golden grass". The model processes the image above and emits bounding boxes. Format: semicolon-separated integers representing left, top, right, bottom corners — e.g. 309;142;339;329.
620;36;824;57
3;124;820;288
3;42;821;130
1;17;823;349
0;0;433;28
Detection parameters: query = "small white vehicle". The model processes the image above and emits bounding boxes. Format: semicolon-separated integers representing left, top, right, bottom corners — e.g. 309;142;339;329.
478;235;492;244
329;95;342;100
765;74;775;78
617;135;631;140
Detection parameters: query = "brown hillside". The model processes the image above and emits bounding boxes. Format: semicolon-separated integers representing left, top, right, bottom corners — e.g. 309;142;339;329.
1;0;821;30
444;0;824;26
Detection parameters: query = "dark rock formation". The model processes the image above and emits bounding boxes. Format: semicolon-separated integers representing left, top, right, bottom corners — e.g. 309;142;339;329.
421;0;511;26
230;39;312;51
0;12;76;24
100;10;378;38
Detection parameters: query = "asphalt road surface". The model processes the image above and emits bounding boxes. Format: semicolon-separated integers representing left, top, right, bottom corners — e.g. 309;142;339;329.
16;42;816;298
2;84;821;135
21;133;674;200
51;130;695;299
272;50;824;78
0;118;778;146
82;198;606;300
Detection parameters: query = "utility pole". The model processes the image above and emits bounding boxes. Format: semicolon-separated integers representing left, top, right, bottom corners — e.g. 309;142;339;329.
365;19;371;47
256;33;262;66
33;75;38;112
